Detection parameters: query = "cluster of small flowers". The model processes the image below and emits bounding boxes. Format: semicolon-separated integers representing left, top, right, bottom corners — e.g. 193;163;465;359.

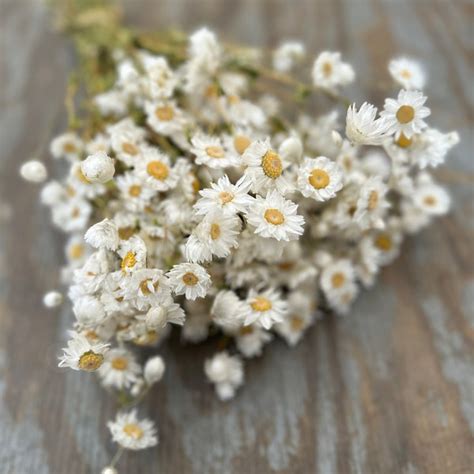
23;28;458;463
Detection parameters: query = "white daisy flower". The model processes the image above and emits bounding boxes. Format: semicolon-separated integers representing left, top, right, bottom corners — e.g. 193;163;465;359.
85;218;120;251
20;160;48;183
109;118;146;165
381;89;431;139
388;57;426;90
121;268;171;309
52;198;92;232
273;41;305;72
311;51;355;92
73;295;107;327
118;236;147;274
80;151;115;184
204;351;244;401
145;100;186;136
185;210;240;263
345;102;392;145
354;176;390;229
297;156;344;201
58;333;109;371
98;347;141;389
194;175;253;216
94;89;128;117
211;290;247;330
223;129;254;161
246;190;305;241
275;291;315;346
144;297;185;329
142;55;176;99
135;149;179;192
116;172;156;212
243;288;288;330
413;183;450;216
108;410;158;450
410;129;459;169
242;138;292;194
326;284;359;315
320;259;356;298
191;133;240;169
234;324;272;358
67;162;107;199
50;132;83;161
85;133;111;155
167;262;211;300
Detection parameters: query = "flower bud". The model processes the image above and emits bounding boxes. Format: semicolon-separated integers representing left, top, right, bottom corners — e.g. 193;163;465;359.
80;151;115;183
278;136;303;162
101;467;118;474
20;160;47;183
145;306;167;329
43;291;63;308
331;130;343;148
144;356;165;385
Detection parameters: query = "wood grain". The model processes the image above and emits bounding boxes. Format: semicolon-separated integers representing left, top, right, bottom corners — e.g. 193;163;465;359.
0;0;473;473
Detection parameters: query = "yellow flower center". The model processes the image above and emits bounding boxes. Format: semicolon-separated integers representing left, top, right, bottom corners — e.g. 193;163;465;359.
205;84;219;98
233;135;251;155
84;330;99;341
400;69;412;79
239;325;254;335
228;94;240;104
368;191;379;210
122;142;139;156
192;175;201;193
111;356;128;371
123;423;144;440
78;351;104;371
219;191;234;204
69;243;84;260
155;105;174;121
205;146;225;158
134;330;159;346
121;251;137;271
331;272;346;289
118;227;135;240
261;150;283;179
147;161;169;181
322;62;333;77
278;261;294;271
63;142;77;153
423;195;437;207
290;315;305;331
396;133;413;148
129;184;142;197
210;223;221;240
375;234;393;251
182;272;198;286
264;208;285;225
309;168;330;189
139;278;157;295
396;105;415;124
251;297;272;312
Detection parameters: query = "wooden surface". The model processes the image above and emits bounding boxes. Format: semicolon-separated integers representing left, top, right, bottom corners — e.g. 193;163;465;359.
1;0;473;473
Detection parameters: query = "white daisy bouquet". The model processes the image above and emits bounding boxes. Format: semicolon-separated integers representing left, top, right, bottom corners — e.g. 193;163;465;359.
22;1;459;471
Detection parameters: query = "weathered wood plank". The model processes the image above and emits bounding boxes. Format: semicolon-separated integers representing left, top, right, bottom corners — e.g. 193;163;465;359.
0;0;472;473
